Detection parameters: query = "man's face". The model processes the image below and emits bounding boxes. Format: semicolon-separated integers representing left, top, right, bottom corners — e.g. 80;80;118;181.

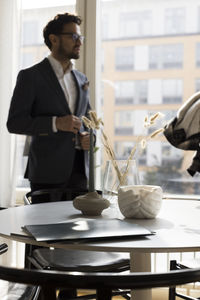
53;22;83;60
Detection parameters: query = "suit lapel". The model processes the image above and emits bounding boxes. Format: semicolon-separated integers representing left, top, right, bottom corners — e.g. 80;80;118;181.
38;58;71;114
72;70;82;116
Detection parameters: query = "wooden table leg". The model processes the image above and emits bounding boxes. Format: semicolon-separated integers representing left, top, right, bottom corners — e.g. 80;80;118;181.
130;252;152;300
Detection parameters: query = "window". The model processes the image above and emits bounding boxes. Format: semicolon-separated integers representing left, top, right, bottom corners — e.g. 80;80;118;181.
119;11;152;37
147;110;177;134
198;6;200;32
115;80;147;105
21;52;34;68
149;44;183;69
22;21;39;46
162;143;182;166
102;14;109;40
164;7;185;34
196;78;200;91
114;111;134;135
162;79;182;103
114;140;147;166
196;43;200;67
16;0;200;197
115;81;134;105
115;47;134;70
163;44;183;68
101;0;200;196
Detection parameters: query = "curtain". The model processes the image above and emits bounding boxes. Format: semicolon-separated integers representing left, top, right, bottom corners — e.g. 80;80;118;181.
0;0;21;207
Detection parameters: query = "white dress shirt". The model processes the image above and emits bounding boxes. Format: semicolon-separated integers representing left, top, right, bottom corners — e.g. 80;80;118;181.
47;54;77;132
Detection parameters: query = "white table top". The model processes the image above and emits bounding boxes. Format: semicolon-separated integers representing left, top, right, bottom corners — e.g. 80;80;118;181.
1;199;200;253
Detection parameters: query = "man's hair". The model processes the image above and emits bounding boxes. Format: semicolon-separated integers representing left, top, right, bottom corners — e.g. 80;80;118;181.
43;13;82;50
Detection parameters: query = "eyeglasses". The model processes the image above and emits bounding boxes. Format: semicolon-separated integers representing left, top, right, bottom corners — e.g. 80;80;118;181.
59;32;85;42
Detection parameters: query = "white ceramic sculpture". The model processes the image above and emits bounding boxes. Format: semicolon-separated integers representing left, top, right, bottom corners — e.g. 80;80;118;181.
73;191;110;216
118;185;163;219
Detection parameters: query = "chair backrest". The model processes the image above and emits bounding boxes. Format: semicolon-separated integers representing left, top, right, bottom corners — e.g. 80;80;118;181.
0;244;39;300
24;188;89;204
1;265;200;300
0;243;8;255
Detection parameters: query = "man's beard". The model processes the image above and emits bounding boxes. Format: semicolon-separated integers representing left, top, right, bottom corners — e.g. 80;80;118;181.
58;43;79;60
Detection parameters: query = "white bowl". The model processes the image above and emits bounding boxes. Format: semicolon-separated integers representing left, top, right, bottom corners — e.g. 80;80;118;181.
118;185;163;219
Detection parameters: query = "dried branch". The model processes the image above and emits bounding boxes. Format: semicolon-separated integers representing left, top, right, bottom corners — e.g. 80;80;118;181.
82;110;164;189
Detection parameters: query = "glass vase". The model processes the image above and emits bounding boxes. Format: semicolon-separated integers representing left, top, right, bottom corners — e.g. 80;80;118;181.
102;159;140;206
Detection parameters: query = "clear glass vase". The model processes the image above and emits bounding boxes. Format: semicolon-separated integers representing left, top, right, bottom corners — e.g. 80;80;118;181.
102;159;140;206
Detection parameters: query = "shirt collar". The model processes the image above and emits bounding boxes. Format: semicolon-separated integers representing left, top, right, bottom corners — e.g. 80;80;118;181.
47;54;73;79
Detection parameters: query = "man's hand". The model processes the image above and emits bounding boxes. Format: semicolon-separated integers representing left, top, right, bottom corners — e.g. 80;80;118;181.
79;131;90;150
56;115;81;134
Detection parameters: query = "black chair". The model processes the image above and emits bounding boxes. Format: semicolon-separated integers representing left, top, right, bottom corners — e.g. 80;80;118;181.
169;259;200;300
1;263;200;300
0;242;39;300
24;189;130;299
24;188;89;205
0;243;8;255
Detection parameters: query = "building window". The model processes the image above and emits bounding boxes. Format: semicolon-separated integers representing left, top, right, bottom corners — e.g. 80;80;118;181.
149;45;162;69
162;79;182;103
21;52;34;68
196;43;200;67
22;21;39;46
198;7;200;32
149;44;183;69
196;78;200;91
114;111;134;135
114;141;144;162
115;81;134;105
164;7;185;34
115;47;134;70
119;11;152;37
115;80;147;105
136;80;148;104
161;143;182;167
147;110;176;136
102;14;109;40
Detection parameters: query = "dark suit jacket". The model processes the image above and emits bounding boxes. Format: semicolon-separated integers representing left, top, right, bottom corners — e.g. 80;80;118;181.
7;58;91;184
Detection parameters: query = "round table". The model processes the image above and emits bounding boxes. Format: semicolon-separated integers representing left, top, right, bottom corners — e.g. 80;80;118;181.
1;199;200;300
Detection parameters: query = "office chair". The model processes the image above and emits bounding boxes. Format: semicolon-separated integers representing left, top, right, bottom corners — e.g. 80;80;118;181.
1;263;200;300
169;259;200;300
24;189;130;299
0;242;39;300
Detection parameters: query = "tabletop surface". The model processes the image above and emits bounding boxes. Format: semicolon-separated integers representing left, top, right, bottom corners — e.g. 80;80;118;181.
1;199;200;253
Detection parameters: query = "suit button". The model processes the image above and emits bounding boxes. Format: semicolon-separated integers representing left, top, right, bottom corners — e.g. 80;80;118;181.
72;138;75;142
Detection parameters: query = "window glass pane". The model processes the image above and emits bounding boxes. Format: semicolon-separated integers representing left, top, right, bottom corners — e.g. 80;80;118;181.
196;78;200;91
115;111;134;136
149;44;183;69
196;43;200;67
115;47;134;70
119;11;152;37
16;0;76;188
115;80;147;105
164;7;185;34
100;0;200;196
162;79;183;103
22;21;39;45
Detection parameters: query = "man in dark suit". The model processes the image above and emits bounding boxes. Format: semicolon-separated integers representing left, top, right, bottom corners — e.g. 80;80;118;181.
7;13;91;201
